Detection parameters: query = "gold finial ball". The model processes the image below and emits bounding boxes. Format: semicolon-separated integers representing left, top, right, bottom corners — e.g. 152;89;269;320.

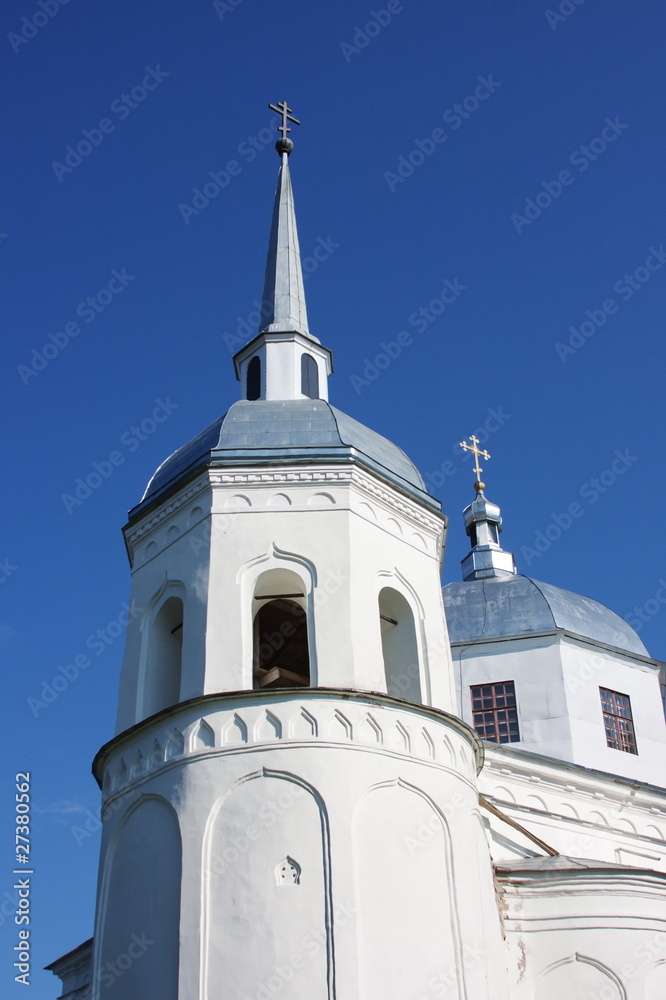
474;481;485;492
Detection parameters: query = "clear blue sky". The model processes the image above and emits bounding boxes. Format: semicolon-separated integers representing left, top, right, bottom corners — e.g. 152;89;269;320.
2;0;665;994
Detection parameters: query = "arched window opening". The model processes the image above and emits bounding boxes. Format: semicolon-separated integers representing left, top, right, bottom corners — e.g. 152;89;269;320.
143;596;183;718
253;598;310;688
378;588;422;703
300;353;319;399
246;356;261;401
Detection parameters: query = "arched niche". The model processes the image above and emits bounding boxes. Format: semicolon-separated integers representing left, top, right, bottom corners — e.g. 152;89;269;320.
203;772;332;1000
378;587;422;703
353;781;461;997
253;568;310;688
96;797;181;999
142;594;184;719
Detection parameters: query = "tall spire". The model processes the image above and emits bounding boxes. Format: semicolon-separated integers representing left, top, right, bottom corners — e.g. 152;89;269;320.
459;436;517;581
259;102;310;338
232;103;333;402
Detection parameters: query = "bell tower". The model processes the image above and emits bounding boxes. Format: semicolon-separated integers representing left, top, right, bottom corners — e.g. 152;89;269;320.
86;106;509;1000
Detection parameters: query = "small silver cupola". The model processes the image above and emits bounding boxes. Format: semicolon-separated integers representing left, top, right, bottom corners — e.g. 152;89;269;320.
459;435;517;581
232;101;333;403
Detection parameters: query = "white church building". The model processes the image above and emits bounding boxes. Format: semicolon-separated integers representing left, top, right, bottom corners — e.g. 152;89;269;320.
48;108;666;1000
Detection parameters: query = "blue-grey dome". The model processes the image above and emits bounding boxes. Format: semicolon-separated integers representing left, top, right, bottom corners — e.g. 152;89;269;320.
131;399;436;518
442;574;648;657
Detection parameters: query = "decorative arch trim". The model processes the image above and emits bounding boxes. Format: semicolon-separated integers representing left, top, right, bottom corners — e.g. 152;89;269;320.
537;953;627;998
139;575;186;631
236;542;318;588
377;567;425;617
92;794;182;1000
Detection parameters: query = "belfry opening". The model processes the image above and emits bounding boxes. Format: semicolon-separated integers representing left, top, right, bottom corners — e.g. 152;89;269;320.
253;597;310;688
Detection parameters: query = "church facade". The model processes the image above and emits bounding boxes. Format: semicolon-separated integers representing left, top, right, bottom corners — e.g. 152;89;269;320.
48;109;666;1000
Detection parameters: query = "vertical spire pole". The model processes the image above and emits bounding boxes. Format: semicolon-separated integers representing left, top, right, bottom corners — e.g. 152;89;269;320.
259;102;310;337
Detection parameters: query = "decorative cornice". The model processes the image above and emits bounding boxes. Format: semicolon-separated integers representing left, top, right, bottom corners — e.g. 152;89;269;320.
449;628;661;668
123;475;211;551
209;463;444;536
351;466;445;535
93;688;483;790
481;744;666;850
209;468;348;486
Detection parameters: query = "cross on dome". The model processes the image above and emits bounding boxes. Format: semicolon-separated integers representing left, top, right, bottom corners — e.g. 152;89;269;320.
460;435;491;491
268;100;301;151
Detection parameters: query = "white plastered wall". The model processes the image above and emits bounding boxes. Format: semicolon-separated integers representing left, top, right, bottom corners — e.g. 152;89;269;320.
93;690;509;1000
560;637;666;785
115;478;213;733
453;635;573;760
116;461;455;732
203;463;455;712
453;632;666;784
501;875;666;1000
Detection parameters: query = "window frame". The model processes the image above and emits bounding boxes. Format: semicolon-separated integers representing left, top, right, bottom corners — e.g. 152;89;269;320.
599;687;638;754
470;680;520;744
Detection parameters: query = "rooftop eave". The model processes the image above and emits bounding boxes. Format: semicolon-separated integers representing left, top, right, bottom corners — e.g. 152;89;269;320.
484;739;666;797
45;937;94;972
496;866;666;886
447;624;662;667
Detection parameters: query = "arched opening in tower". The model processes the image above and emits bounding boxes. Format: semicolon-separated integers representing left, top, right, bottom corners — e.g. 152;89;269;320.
378;587;422;703
246;356;261;400
253;598;310;688
143;595;183;717
300;352;319;399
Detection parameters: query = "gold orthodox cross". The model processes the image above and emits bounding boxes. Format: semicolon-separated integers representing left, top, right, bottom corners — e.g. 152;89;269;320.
460;435;491;488
268;100;301;140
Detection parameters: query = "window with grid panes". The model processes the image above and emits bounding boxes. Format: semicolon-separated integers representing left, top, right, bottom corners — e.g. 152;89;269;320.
470;681;520;743
599;687;637;754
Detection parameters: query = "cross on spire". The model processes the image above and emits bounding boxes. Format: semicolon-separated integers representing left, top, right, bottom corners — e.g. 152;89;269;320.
460;435;491;490
268;100;301;141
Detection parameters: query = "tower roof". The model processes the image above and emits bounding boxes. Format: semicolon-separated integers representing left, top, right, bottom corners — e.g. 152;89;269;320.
131;399;437;520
